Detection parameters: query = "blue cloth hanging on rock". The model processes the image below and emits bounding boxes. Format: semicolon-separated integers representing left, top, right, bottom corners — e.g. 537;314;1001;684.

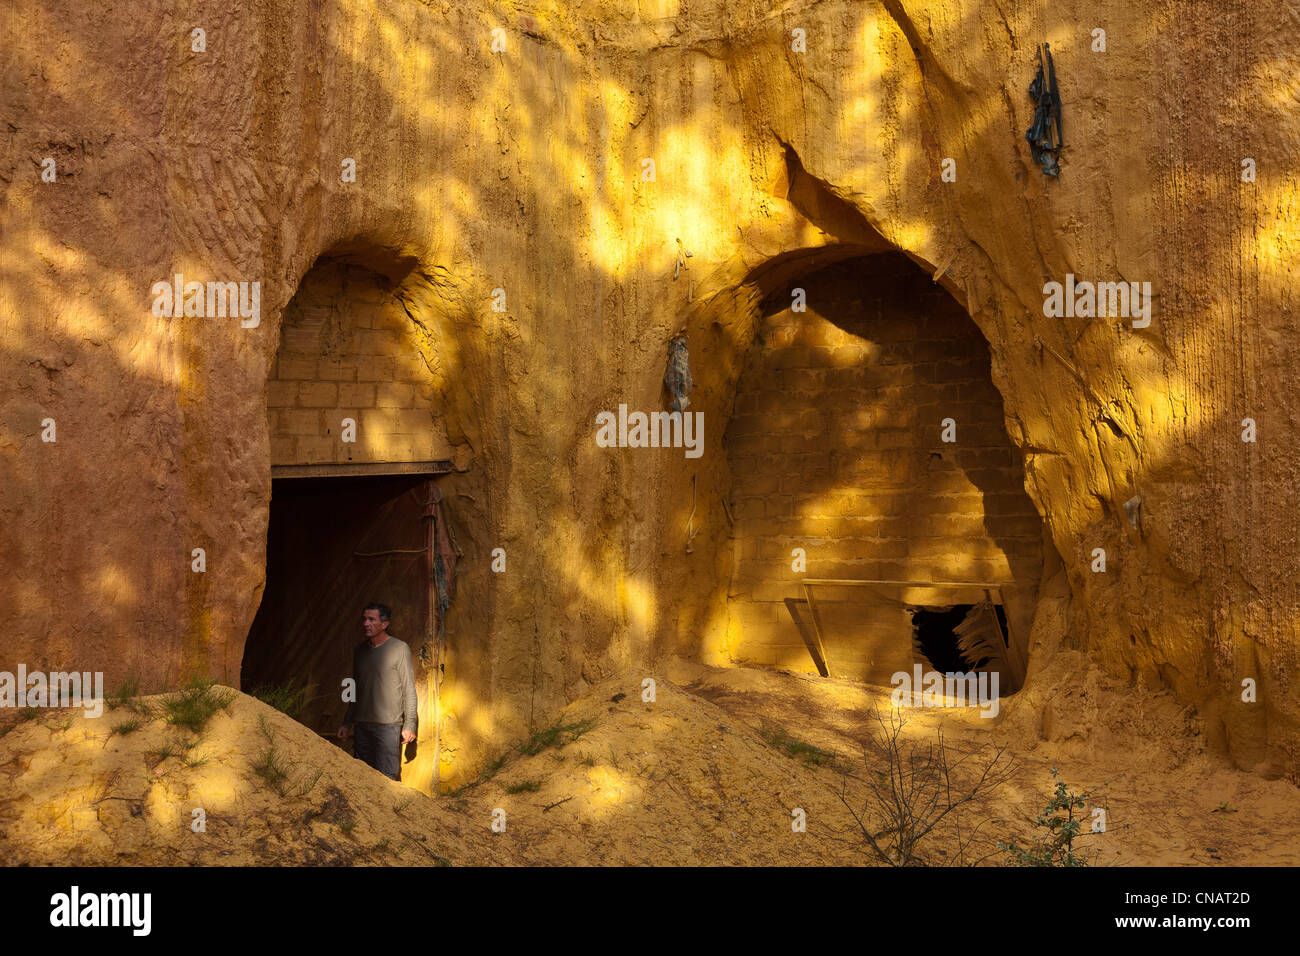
1026;42;1063;176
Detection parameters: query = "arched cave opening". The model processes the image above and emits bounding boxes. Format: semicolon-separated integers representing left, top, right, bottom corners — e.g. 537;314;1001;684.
723;251;1047;696
241;252;463;745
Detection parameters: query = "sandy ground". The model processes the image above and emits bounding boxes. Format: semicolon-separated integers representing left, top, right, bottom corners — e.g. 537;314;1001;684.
0;690;509;866
1;659;1296;866
665;658;1300;866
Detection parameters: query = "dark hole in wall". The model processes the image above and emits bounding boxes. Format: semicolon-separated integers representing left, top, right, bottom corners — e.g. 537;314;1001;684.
242;474;434;735
1099;415;1126;439
910;603;1010;675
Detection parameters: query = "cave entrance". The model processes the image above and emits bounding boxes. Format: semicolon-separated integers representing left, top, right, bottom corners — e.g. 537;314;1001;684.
241;466;455;735
724;252;1047;694
250;243;479;791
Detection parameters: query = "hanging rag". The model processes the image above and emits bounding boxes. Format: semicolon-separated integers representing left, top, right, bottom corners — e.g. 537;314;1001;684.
419;490;460;669
1025;42;1063;176
431;498;458;640
664;334;693;412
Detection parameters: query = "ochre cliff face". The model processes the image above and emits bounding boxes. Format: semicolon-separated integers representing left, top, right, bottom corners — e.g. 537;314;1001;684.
2;0;1296;786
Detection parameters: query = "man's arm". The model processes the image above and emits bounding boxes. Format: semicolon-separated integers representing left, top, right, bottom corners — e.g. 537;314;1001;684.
398;645;418;738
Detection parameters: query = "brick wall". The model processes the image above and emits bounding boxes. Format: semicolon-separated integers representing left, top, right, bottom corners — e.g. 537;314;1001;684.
724;254;1044;682
267;260;453;466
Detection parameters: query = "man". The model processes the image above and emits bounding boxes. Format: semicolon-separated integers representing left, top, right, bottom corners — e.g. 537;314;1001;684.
337;603;418;780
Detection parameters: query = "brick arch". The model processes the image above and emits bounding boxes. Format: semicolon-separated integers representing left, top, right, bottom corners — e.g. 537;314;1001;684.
266;253;455;470
723;251;1047;689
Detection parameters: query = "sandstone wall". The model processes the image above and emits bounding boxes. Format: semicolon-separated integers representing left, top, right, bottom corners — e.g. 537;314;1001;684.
2;0;1296;786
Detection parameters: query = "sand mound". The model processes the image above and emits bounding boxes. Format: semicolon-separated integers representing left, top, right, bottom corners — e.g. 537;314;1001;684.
444;674;867;865
0;688;508;866
3;665;1296;866
667;658;1300;866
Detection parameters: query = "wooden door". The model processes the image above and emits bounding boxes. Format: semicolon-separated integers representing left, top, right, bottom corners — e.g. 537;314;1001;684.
242;474;434;734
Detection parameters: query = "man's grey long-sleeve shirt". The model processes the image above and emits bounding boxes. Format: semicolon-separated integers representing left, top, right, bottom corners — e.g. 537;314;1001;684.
343;636;418;735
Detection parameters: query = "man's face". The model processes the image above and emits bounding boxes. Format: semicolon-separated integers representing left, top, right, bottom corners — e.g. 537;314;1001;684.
362;609;387;639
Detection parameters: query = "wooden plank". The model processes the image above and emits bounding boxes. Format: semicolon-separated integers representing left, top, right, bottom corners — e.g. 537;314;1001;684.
783;598;829;677
801;578;1012;588
800;582;834;678
272;460;455;479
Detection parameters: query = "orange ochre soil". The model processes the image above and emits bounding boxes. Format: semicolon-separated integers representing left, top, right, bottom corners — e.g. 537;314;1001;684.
1;657;1295;866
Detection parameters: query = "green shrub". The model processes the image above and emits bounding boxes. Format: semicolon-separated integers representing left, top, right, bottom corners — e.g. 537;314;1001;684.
999;769;1101;867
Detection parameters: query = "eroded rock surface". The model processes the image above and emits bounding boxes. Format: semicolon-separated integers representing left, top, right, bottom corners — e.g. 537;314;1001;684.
1;0;1296;785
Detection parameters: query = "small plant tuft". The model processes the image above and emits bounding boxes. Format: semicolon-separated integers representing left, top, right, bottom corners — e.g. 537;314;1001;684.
249;678;313;721
253;744;290;791
106;673;141;711
447;749;511;797
163;676;234;733
446;717;598;797
111;717;144;736
504;779;541;794
145;740;186;768
252;715;323;798
517;718;597;756
759;721;842;769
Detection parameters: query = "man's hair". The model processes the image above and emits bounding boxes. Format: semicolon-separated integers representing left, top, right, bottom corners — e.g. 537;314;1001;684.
363;602;391;623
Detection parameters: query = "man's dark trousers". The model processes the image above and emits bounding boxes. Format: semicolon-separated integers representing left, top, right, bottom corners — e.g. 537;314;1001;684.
353;721;402;780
